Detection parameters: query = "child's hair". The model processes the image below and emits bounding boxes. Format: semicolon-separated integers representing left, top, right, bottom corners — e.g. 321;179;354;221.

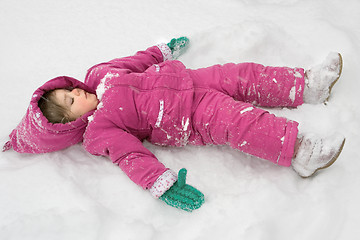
38;88;75;124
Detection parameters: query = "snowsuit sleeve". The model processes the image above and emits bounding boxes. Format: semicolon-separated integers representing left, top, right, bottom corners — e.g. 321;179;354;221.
83;118;177;198
84;44;172;90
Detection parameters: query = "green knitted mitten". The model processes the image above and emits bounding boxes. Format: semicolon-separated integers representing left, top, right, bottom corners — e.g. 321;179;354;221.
166;37;190;59
159;168;204;212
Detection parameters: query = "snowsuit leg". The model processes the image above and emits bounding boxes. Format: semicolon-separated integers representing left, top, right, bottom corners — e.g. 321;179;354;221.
188;62;305;107
187;63;303;166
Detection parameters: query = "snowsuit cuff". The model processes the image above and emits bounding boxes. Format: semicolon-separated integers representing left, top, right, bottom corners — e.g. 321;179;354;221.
149;169;177;198
277;120;299;167
156;43;173;61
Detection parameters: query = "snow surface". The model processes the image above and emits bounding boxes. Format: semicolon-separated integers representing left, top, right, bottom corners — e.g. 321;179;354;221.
1;0;360;239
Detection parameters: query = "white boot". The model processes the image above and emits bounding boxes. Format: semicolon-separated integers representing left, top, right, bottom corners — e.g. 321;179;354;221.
292;133;345;178
303;52;343;104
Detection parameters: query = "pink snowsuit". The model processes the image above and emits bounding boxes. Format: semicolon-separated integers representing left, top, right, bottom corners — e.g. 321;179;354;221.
82;44;304;197
4;44;304;198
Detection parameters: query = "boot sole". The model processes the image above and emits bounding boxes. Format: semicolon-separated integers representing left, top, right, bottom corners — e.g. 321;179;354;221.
325;53;343;102
301;138;346;178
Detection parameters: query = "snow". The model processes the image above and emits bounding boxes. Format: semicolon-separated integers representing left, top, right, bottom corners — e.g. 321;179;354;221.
240;106;254;114
289;86;296;103
1;0;360;239
96;72;119;100
155;100;165;128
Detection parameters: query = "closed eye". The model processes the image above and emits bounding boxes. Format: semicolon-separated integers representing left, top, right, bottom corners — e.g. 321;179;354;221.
64;93;74;107
65;89;74;106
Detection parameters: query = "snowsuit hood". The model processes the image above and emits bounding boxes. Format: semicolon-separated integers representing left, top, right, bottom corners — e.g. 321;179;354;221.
3;76;96;153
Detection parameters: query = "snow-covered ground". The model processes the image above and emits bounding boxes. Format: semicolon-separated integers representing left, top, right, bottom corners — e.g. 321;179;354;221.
1;0;360;239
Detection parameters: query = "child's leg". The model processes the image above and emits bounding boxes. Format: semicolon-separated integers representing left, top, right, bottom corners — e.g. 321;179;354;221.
189;91;299;167
188;62;305;108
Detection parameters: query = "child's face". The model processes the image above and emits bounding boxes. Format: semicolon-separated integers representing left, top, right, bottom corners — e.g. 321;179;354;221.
53;88;99;120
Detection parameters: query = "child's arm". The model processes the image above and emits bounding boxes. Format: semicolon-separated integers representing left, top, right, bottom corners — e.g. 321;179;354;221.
105;37;189;72
85;37;190;90
106;44;171;72
84;127;174;194
83;123;204;211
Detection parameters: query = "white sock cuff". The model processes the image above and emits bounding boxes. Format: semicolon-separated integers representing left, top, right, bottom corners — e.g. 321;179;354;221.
156;43;173;61
149;169;177;198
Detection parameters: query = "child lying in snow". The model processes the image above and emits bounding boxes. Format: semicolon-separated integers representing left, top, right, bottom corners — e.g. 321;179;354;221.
3;37;345;212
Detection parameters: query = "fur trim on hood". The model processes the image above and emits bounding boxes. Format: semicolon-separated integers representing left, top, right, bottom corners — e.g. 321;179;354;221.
3;76;95;153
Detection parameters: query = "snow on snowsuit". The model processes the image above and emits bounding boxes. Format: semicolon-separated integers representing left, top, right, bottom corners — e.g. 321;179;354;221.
82;44;305;197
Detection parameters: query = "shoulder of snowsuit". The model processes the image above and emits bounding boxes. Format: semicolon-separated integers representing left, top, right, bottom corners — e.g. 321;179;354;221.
2;44;172;154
